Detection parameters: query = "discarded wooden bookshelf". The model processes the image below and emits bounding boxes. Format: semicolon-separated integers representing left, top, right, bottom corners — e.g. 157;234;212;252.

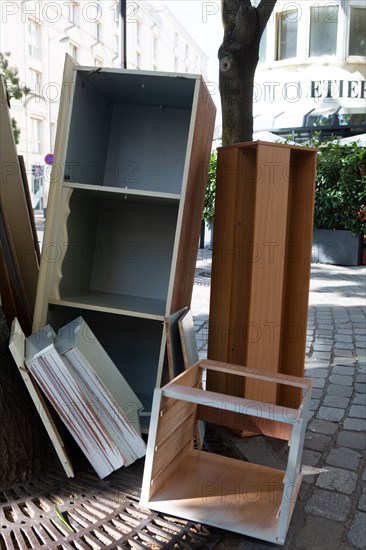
141;360;312;545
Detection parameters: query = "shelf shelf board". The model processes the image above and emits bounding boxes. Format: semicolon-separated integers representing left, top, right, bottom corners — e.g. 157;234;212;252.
49;292;166;321
63;182;180;205
144;449;294;544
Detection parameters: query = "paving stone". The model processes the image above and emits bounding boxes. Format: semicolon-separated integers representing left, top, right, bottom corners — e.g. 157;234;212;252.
317;407;345;422
326;447;362;470
336;329;353;335
356;373;366;383
310;399;320;411
337;430;366;450
358;488;366;512
304;432;331;452
333;349;353;357
348;512;366;549
329;374;353;386
349;404;366;418
327;384;353;397
335;334;353;343
311;378;326;389
302;448;321;467
355;383;366;393
305;360;330;370
355;341;366;349
308;419;338;435
296;516;344;550
323;395;350;409
353;394;366;405
305;368;328;379
355;328;366;335
332;365;355;375
343;418;366;431
311;388;324;399
315;466;357;494
334;357;357;366
312;351;332;360
305;489;351;521
313;344;332;352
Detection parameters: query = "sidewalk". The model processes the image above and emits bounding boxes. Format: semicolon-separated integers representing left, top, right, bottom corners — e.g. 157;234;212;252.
192;248;366;550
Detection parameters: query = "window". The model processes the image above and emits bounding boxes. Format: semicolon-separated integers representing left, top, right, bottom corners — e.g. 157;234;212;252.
153;37;158;63
349;7;366;56
31;118;42;153
115;34;119;54
136;21;141;47
70;43;78;61
136;52;141;69
95;21;101;41
28;20;41;59
277;10;298;60
31;164;44;211
309;5;338;57
94;57;103;67
259;27;267;64
29;69;41;94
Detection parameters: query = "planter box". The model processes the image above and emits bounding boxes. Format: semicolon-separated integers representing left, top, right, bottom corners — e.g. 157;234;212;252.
312;229;363;266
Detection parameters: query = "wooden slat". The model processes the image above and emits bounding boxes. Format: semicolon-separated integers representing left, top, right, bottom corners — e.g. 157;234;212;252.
201;359;311;389
162;384;299;424
0;77;39;313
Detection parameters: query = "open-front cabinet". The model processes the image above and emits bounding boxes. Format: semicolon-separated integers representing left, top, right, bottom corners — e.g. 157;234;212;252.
141;360;312;545
207;141;317;409
33;56;216;430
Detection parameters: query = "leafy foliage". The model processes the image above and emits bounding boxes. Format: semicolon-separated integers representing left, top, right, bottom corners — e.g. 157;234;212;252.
312;138;366;236
203;149;217;221
0;52;30;144
203;138;366;237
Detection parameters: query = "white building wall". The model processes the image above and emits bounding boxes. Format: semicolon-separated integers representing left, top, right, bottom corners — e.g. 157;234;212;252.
0;0;208;210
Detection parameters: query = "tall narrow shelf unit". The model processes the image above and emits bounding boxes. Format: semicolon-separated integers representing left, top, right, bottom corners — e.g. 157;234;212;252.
207;141;317;409
33;57;216;430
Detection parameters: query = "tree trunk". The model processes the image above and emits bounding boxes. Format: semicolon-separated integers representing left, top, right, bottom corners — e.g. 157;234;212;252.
0;308;55;485
219;0;277;145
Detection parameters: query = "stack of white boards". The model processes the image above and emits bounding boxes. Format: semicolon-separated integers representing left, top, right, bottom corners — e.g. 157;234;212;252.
15;316;146;479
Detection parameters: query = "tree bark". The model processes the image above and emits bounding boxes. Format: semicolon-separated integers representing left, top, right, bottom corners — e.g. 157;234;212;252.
219;0;277;145
0;308;55;485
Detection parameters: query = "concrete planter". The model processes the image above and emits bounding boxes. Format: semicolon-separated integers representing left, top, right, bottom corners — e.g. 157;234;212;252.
312;229;363;266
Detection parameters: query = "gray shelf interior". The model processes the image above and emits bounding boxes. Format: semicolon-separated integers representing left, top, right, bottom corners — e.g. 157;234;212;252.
59;189;178;310
64;71;195;193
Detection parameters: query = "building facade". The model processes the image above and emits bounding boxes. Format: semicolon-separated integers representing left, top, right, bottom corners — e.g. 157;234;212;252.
0;1;208;211
253;0;366;141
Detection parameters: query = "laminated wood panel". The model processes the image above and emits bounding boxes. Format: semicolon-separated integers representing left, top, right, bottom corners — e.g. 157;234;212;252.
0;78;39;315
278;150;317;407
170;80;216;313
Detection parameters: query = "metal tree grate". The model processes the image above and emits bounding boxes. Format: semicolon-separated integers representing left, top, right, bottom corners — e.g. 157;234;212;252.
0;461;221;550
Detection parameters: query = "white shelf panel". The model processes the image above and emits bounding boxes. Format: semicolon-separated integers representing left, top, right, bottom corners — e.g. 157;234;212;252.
63;182;180;204
49;292;166;320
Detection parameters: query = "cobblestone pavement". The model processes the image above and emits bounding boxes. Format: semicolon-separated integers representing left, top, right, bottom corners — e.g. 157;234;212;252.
192;249;366;550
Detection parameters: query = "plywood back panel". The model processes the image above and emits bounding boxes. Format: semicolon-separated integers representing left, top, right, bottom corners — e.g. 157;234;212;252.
165;308;188;379
103;104;191;193
64;72;112;185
